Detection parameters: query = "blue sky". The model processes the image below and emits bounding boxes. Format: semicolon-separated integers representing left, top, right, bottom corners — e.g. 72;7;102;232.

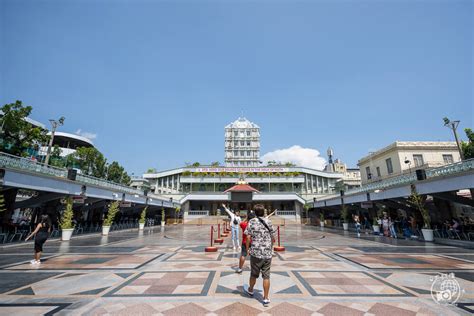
1;0;472;174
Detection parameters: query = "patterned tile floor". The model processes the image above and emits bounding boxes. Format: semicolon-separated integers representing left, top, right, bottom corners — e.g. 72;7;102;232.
0;225;472;315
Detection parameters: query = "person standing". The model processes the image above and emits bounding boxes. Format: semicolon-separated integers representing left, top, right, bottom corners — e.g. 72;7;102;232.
244;204;275;307
236;210;256;273
25;214;51;265
389;217;397;238
222;204;242;252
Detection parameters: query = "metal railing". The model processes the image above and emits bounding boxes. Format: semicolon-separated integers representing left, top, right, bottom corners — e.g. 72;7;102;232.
276;210;297;216
320;159;474;200
188;210;210;216
0;152;142;195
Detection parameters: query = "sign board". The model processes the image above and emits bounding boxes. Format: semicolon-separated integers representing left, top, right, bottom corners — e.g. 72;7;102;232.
120;201;132;208
361;202;373;209
194;167;289;173
230;192;253;202
72;196;85;204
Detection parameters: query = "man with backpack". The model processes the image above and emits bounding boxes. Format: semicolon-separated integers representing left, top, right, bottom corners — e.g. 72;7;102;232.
243;204;275;307
222;204;242;252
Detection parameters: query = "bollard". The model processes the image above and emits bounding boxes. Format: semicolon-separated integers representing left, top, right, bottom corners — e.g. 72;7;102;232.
221;221;229;237
214;223;224;244
205;226;218;252
274;226;285;251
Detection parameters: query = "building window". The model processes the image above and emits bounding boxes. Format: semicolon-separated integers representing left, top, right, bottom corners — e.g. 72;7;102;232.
234;131;238;137
376;166;381;177
365;166;372;180
247;130;251;136
413;154;424;167
240;141;244;146
386;158;393;174
234;141;238;147
247;150;251;156
233;150;238;156
247;141;251;146
240;131;245;137
240;150;244;156
443;154;454;164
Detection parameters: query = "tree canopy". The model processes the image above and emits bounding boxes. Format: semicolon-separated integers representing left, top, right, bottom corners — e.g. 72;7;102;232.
462;128;474;159
0;101;47;156
107;161;131;185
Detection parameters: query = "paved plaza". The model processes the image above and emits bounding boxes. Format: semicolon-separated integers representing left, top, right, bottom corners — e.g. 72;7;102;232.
0;225;472;315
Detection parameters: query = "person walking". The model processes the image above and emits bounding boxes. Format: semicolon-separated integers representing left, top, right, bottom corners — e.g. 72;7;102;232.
222;204;242;252
25;214;51;265
244;204;275;307
353;214;361;237
389;217;397;238
236;210;256;273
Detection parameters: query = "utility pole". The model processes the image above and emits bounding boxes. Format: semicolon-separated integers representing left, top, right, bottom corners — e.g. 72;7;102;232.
443;118;465;161
44;116;65;165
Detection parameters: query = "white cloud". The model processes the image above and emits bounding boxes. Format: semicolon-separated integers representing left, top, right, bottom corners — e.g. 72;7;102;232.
75;129;97;140
261;145;327;170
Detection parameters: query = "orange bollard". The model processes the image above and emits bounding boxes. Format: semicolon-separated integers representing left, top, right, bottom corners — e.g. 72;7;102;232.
205;226;218;252
274;226;285;251
214;223;224;244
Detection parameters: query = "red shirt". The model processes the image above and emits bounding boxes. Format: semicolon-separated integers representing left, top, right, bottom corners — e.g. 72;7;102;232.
240;221;251;246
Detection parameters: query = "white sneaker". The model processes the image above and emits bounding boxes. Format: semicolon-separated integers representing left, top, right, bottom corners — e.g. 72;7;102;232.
30;260;39;265
236;268;242;274
263;299;270;307
233;247;236;252
238;246;242;252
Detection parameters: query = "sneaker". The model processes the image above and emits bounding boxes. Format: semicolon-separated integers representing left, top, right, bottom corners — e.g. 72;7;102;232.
238;246;242;252
357;233;360;237
233;247;236;252
30;260;38;265
243;285;254;297
236;268;242;274
263;299;270;307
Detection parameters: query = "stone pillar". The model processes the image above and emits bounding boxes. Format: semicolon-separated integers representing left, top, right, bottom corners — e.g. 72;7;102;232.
295;201;302;223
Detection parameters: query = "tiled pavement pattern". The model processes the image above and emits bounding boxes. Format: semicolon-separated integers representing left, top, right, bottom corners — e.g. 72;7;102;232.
0;225;472;315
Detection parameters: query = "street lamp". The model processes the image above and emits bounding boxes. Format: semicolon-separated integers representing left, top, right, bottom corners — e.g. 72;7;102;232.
404;157;412;174
44;116;65;165
443;117;465;161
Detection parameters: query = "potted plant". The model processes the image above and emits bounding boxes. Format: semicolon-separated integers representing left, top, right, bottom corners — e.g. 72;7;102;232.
372;216;380;234
161;207;166;226
341;205;349;230
139;206;147;230
320;211;325;227
102;201;120;236
409;185;433;241
174;207;180;225
60;197;74;241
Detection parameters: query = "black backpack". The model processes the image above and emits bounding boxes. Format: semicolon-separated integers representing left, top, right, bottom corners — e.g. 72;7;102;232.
233;217;239;225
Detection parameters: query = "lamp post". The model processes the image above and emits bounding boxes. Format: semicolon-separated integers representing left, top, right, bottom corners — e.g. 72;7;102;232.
44;116;65;165
443;118;465;161
404;157;412;175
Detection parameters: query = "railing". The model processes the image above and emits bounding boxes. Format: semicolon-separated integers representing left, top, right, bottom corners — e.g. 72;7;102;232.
320;159;474;200
276;210;297;216
0;152;143;195
188;210;210;216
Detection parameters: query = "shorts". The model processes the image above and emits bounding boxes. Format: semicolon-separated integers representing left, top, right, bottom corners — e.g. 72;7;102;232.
34;232;48;253
241;245;248;257
250;255;272;280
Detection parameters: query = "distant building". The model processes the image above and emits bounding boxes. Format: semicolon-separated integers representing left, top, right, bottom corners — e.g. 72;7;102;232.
324;147;361;190
358;141;461;184
224;117;260;167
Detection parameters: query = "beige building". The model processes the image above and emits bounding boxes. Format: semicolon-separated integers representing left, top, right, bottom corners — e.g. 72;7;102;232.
358;141;461;184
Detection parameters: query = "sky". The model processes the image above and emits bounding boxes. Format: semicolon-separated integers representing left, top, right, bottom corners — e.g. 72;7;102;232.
1;0;472;174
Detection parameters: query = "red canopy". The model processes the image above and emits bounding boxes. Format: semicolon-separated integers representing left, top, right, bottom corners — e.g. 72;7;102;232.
224;183;260;193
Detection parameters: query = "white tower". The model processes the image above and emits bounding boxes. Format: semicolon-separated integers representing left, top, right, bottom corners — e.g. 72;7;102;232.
225;117;260;167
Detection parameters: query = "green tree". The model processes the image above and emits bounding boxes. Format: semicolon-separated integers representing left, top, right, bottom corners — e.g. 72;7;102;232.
70;147;107;178
408;185;430;229
49;145;65;168
103;201;120;226
462;128;474;159
211;161;220;166
107;161;130;184
139;206;147;224
0;192;5;213
146;168;157;173
284;162;296;167
0;101;47;156
60;197;74;229
191;162;200;167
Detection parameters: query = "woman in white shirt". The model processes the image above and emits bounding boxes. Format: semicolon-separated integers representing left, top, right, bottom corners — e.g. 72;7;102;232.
222;204;242;251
